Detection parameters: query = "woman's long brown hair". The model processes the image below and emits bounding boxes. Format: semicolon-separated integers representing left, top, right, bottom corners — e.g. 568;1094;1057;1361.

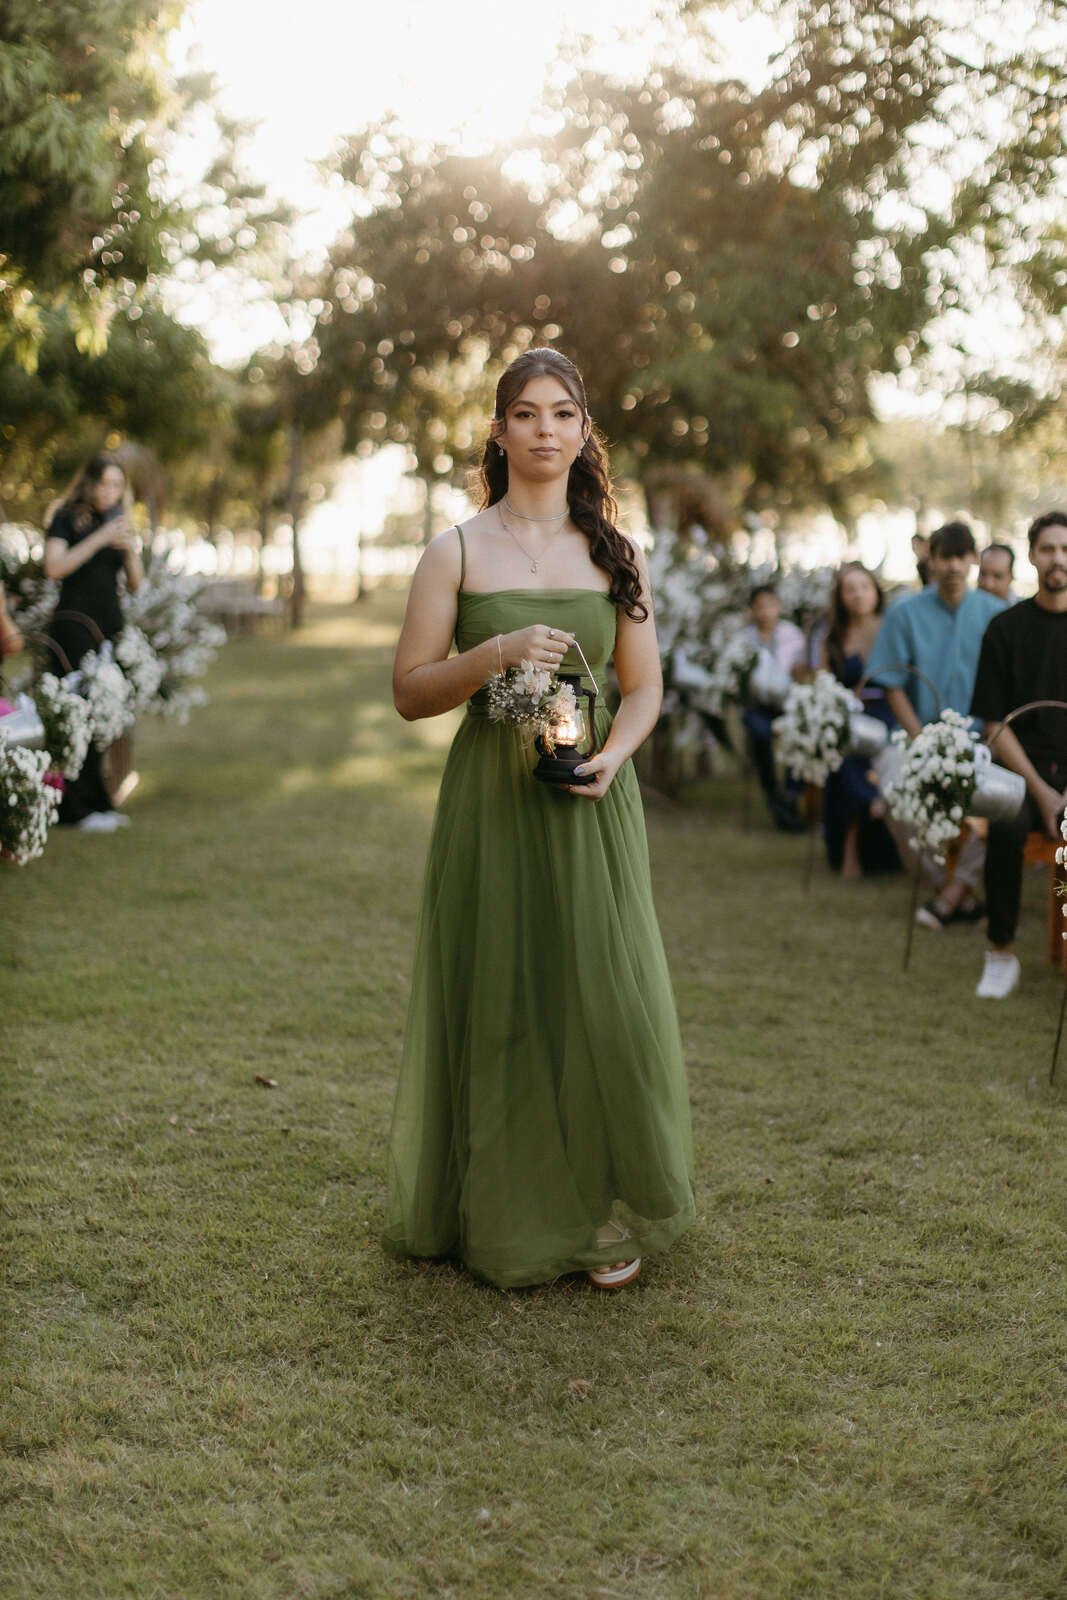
825;561;885;675
55;452;127;535
474;349;647;621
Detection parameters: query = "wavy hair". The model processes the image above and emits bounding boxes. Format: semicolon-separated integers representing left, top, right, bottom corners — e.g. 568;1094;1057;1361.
474;348;647;621
56;452;127;535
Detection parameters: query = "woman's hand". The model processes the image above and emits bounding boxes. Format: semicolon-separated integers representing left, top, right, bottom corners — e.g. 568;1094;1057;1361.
500;623;575;671
103;517;139;552
569;749;622;800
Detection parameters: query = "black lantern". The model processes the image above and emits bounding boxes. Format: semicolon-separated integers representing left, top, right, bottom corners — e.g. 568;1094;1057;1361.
533;672;599;787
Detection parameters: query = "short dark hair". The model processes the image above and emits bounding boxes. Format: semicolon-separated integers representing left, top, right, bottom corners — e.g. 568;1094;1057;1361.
981;542;1015;574
748;583;778;605
928;521;976;559
1027;510;1067;549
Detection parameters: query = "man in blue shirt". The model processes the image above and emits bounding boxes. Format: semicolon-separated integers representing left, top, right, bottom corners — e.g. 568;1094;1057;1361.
867;521;1007;927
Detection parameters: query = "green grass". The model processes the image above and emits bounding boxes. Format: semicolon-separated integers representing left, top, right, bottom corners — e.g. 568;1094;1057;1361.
3;593;1065;1599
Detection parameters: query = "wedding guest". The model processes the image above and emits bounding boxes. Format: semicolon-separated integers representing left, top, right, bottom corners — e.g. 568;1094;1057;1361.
819;562;900;877
740;584;807;831
912;532;932;588
970;511;1067;997
867;521;1006;927
0;582;22;656
977;543;1018;604
43;453;143;832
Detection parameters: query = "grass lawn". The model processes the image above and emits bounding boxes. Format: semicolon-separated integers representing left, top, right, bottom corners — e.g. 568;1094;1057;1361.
3;593;1065;1600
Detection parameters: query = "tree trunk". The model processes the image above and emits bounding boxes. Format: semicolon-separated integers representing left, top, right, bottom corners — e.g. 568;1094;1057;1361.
287;422;305;628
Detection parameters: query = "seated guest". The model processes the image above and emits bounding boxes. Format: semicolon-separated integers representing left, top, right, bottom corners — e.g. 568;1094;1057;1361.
978;542;1018;604
866;520;1007;927
740;584;806;831
819;562;900;878
970;511;1067;997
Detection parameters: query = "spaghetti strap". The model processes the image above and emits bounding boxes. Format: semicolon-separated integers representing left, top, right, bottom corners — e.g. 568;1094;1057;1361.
455;525;466;591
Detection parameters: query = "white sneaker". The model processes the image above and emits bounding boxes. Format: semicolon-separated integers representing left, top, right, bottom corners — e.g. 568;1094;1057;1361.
75;811;122;833
109;812;132;827
975;952;1021;999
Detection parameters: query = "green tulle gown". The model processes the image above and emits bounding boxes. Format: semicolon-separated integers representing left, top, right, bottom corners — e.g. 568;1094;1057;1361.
383;568;696;1288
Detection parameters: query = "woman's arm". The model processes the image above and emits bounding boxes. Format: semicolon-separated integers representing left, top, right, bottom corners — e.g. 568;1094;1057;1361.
392;530;574;721
43;528;110;580
570;548;661;800
122;534;144;593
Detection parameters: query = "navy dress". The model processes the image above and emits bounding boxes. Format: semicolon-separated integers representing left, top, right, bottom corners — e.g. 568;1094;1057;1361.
822;653;901;875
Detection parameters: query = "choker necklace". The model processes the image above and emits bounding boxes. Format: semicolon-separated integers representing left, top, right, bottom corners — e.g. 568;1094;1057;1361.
498;503;566;575
503;496;569;523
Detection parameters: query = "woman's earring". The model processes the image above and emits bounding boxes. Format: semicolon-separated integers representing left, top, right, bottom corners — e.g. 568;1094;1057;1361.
495;440;505;455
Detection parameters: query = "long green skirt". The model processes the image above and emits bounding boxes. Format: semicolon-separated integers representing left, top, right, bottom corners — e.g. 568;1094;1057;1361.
383;589;695;1287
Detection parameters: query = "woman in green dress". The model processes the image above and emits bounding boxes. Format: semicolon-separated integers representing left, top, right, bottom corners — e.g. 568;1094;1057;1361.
385;348;695;1289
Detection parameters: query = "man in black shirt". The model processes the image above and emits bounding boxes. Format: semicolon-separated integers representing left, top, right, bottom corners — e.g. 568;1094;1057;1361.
970;512;1067;997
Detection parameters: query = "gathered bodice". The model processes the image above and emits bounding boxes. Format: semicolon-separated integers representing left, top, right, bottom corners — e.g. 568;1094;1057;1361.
457;589;617;713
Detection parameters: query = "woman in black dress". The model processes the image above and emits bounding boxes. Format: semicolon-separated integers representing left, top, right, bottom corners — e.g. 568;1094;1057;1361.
43;453;143;831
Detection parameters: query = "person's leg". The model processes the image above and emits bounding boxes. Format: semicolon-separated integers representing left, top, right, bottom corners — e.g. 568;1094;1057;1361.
742;707;777;805
57;742;113;826
985;793;1041;949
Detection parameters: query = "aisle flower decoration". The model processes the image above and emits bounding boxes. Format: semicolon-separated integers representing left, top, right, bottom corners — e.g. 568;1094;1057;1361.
32;673;91;780
0;734;61;864
113;623;166;717
122;554;226;721
487;660;577;750
704;629;761;716
1057;814;1067;936
76;642;136;750
776;670;857;785
883;710;977;861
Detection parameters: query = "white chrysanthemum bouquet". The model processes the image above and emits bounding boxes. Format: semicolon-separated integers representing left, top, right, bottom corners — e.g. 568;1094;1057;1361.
776;670;857;785
113;623;166;717
705;630;761;716
884;709;978;861
122;555;226;721
32;673;92;780
486;660;577;749
0;735;61;864
76;642;136;750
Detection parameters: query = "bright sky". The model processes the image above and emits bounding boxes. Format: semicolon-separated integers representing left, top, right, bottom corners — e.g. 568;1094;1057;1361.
168;0;776;362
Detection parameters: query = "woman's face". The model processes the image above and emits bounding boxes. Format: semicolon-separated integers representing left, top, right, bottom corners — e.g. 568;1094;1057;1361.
749;592;781;633
90;465;126;512
495;376;586;482
839;568;879;619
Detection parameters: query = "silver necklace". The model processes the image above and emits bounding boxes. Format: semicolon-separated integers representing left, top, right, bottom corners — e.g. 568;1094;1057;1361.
503;495;569;523
498;503;567;575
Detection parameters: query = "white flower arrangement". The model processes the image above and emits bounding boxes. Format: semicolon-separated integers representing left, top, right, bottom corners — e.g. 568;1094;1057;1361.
775;670;857;785
884;709;978;861
113;623;166;717
122;554;226;721
32;672;92;780
0;735;61;864
76;643;136;750
486;660;577;748
703;628;761;716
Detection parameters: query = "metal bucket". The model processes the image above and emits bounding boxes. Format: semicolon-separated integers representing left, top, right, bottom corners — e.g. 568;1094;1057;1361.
846;711;889;760
970;756;1026;823
0;693;45;751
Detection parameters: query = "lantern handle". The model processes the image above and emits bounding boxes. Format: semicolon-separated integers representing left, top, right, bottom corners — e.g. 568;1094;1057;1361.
571;638;600;697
